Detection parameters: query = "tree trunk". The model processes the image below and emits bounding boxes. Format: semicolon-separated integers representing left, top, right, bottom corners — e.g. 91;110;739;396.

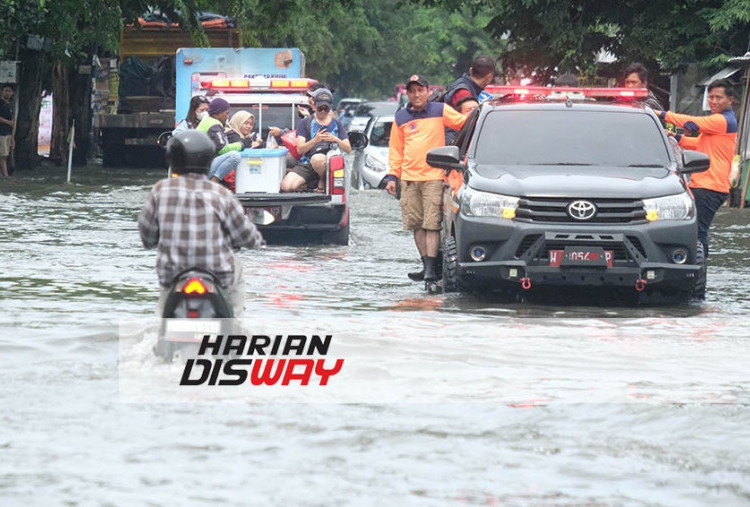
69;57;93;165
14;48;49;170
50;56;94;166
50;63;70;164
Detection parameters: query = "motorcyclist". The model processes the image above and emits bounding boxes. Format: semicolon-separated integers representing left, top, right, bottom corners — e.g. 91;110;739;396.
138;130;264;317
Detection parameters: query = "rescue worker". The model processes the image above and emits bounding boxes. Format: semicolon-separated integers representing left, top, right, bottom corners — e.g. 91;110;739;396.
654;79;738;257
384;74;468;282
443;55;496;111
443;55;495;144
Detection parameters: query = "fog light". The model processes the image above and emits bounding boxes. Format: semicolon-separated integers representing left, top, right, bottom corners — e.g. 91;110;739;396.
470;246;487;262
671;248;688;264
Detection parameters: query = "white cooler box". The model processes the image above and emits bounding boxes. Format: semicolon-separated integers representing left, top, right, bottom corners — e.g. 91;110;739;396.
235;148;289;193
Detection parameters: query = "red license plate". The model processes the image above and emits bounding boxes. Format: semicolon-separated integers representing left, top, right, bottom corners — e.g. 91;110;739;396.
549;247;613;267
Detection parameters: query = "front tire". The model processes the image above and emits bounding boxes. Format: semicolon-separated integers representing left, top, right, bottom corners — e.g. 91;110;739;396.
442;235;461;293
693;240;706;301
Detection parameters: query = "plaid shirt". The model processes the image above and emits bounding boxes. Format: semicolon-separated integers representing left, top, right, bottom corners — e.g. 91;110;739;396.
138;173;263;287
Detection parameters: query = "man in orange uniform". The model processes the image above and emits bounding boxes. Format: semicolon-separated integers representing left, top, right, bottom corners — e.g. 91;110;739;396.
384;74;467;282
654;79;737;257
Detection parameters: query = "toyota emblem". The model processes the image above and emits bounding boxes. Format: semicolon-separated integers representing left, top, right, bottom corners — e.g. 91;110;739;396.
567;200;597;220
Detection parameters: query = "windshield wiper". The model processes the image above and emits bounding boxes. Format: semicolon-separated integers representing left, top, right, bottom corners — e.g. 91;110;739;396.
627;163;665;167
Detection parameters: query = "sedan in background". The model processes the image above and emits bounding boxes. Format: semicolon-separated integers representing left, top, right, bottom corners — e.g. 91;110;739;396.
351;115;393;189
348;101;399;133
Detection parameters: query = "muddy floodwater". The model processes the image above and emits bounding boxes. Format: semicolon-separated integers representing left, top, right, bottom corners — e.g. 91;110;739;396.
1;164;749;504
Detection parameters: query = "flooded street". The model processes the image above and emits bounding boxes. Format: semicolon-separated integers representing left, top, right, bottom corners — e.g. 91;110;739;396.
1;164;749;504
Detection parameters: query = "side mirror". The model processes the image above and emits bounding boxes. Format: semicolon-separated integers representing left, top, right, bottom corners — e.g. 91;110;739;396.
348;131;369;150
157;131;172;148
426;146;465;171
680;149;710;174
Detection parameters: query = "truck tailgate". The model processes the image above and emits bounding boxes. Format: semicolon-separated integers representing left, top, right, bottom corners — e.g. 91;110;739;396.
236;192;331;207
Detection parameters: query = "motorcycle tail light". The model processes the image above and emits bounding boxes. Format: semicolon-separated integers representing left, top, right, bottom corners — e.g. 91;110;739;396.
182;278;207;295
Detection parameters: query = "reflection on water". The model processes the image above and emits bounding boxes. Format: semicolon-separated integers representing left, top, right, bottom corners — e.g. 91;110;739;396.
1;164;749;503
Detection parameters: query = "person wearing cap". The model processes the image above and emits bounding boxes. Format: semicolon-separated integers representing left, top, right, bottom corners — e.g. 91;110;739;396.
196;97;256;186
297;82;326;119
383;74;468;283
280;88;351;193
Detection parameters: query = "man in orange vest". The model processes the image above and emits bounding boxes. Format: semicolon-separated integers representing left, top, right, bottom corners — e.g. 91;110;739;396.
384;74;467;282
654;79;737;257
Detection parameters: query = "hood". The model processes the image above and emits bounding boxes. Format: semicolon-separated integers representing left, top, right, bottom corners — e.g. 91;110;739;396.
364;145;389;159
470;164;685;199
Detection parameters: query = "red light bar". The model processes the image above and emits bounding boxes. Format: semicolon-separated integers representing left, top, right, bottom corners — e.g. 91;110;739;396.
486;85;648;99
200;77;318;92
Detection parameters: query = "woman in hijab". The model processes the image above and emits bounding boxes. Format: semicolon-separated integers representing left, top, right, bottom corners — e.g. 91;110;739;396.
226;110;262;148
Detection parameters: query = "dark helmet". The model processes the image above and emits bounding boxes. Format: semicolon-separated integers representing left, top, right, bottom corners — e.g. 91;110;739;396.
166;130;215;174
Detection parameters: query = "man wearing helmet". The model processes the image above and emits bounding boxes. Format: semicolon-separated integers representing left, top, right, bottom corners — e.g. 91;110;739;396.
138;130;264;316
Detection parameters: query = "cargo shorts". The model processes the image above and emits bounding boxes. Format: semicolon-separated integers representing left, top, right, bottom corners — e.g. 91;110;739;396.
0;135;11;158
399;179;443;231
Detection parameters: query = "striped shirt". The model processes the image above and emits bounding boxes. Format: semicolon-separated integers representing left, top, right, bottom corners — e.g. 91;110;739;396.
138;173;263;287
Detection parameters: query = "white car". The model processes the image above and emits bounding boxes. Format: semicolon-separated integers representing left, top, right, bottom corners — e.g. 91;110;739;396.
351;115;393;189
348;101;399;133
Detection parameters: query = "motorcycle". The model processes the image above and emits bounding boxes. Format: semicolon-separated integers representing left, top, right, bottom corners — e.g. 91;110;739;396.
153;209;275;362
154;268;234;362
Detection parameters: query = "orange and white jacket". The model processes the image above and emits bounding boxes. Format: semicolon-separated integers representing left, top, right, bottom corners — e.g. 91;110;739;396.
388;102;467;182
663;108;737;194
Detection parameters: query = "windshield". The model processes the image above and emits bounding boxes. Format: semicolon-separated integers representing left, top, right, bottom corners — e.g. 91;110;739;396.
369;121;392;147
232;104;299;133
354;102;398;118
474;110;670;167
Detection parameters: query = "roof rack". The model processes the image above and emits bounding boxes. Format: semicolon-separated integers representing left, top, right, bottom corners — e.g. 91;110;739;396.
486;85;649;100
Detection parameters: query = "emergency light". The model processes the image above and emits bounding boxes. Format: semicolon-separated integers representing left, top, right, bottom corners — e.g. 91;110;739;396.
199;77;317;92
486;86;648;99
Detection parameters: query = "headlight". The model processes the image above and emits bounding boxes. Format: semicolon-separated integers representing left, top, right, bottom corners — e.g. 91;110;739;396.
364;153;387;172
643;192;695;221
461;187;519;218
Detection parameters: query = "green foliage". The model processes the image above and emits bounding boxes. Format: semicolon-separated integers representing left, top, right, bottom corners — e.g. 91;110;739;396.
481;0;750;83
3;0;748;99
227;0;506;98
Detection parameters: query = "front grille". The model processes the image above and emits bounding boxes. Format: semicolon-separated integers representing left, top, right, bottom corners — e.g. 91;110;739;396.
516;197;647;224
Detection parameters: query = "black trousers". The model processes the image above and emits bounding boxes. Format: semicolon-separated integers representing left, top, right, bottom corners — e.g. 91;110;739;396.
692;187;727;258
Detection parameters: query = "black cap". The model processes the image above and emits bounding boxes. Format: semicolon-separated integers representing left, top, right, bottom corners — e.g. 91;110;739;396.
406;74;429;89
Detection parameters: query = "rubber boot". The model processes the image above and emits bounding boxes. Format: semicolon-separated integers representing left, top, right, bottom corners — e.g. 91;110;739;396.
424;256;438;282
408;256;427;281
